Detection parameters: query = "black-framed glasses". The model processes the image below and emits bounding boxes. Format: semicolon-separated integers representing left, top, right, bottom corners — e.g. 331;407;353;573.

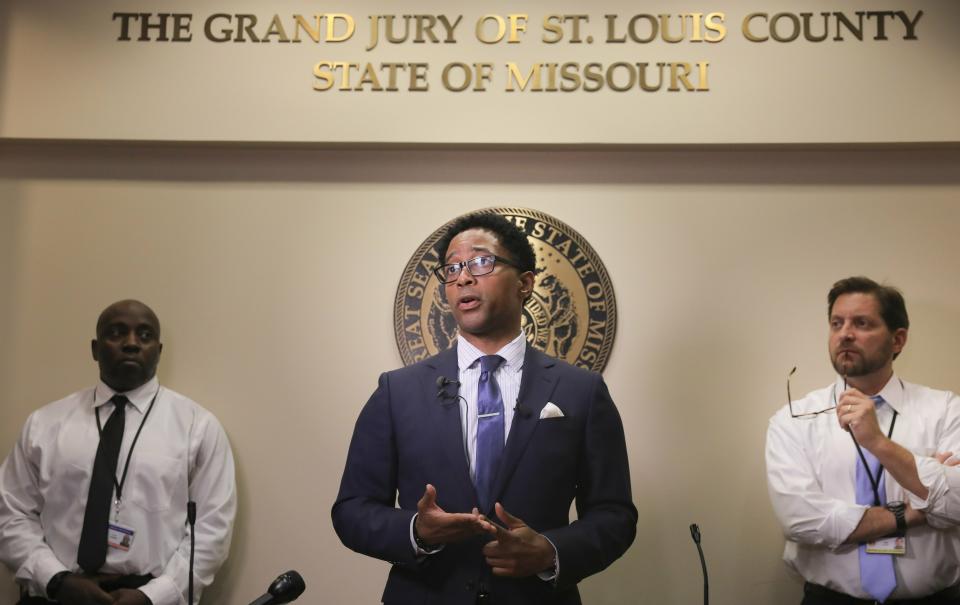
787;366;837;419
433;254;517;284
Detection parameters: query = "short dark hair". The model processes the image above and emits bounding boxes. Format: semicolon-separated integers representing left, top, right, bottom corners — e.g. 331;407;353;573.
435;212;536;274
827;276;909;332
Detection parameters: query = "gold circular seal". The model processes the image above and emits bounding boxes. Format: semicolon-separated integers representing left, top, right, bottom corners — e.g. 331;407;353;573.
394;208;617;372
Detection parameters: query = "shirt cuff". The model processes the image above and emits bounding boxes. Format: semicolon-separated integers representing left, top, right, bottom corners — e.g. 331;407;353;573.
137;575;181;605
536;534;559;582
910;454;946;511
16;549;68;599
832;503;871;550
945;462;960;522
409;513;444;557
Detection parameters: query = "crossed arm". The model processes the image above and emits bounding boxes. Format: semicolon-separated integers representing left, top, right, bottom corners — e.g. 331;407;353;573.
767;389;960;549
837;387;960;534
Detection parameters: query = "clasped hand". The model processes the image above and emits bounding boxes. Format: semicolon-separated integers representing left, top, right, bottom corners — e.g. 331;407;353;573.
56;574;151;605
415;485;555;578
481;503;556;578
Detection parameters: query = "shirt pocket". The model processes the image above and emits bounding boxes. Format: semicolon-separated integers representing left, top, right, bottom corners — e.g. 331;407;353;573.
126;451;186;513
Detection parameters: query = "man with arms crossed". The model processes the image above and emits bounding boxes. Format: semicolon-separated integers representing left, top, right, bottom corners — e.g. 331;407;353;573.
767;277;960;604
0;300;236;605
333;213;636;604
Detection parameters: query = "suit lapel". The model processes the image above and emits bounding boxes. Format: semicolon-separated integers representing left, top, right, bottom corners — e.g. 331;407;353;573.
491;346;558;505
424;348;477;504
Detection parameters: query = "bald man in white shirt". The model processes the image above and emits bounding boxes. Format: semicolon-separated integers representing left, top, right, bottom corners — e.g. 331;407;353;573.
0;300;236;605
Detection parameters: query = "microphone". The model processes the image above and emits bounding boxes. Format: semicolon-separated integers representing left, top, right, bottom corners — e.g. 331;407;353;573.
436;376;460;403
689;524;709;605
436;376;454;389
514;403;532;419
436;376;459;390
247;570;306;605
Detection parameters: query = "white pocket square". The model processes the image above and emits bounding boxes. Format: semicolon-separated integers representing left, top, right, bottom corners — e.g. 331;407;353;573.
539;402;565;420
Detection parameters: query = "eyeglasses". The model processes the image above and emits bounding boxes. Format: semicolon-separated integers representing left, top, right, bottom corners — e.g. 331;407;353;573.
787;366;837;419
433;254;517;284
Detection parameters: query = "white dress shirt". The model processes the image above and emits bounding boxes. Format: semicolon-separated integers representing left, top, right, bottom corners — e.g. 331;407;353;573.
946;466;960;524
766;374;960;599
0;377;237;605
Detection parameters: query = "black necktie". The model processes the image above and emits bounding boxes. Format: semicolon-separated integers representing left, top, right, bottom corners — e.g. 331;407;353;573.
77;394;127;573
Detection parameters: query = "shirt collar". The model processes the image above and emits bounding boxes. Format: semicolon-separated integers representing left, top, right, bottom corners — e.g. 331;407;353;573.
457;332;526;373
833;373;905;413
877;373;905;413
93;376;160;414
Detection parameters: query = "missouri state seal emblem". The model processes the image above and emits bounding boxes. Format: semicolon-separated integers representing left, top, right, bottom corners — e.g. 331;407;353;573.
394;208;617;372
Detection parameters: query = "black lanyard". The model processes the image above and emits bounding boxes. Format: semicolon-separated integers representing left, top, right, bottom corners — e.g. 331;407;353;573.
836;381;899;506
854;412;898;506
94;388;160;502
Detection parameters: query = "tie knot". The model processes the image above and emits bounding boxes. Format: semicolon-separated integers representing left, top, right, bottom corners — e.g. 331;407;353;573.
109;394;129;411
479;355;504;374
871;395;884;406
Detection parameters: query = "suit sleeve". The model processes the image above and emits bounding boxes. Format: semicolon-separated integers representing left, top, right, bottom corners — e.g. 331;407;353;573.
332;373;418;564
541;375;637;587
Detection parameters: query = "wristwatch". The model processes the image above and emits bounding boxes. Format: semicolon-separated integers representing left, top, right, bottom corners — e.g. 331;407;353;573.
46;571;71;601
885;500;907;537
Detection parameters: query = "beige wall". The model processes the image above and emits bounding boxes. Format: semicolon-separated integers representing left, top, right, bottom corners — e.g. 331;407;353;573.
2;1;958;144
1;142;959;604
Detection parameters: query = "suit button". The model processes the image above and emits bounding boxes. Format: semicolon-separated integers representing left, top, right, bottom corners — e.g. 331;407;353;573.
465;581;475;591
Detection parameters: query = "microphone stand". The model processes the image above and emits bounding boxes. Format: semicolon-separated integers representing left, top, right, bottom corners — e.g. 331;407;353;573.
187;501;197;605
689;524;708;605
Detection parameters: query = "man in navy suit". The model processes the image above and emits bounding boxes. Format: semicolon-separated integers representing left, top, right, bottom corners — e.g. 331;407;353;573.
333;213;636;604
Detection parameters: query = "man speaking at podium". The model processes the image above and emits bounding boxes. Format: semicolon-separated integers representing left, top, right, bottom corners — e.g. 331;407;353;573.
0;300;236;605
333;213;636;604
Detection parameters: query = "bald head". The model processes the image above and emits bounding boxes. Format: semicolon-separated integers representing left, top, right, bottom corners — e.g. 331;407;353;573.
96;300;160;338
92;300;163;392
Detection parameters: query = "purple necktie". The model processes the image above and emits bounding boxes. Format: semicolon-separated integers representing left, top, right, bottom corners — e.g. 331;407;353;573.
474;355;505;513
856;395;896;603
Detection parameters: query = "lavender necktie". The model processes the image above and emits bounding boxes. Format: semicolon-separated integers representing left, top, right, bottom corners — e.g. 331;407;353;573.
856;395;896;603
474;355;505;513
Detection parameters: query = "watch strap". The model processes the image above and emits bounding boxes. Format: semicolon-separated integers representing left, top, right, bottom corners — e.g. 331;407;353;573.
46;571;72;601
886;501;907;537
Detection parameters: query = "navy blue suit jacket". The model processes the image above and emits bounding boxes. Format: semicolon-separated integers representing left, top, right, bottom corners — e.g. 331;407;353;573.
332;345;636;604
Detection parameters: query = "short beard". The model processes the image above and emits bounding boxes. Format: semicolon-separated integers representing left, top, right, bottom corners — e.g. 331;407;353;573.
831;340;894;378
